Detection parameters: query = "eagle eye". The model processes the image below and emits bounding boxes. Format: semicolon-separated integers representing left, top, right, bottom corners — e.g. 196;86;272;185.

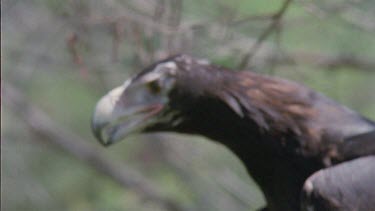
147;80;162;94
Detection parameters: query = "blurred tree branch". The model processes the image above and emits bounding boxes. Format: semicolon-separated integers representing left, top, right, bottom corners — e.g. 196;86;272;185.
273;51;375;72
243;49;375;72
69;15;375;73
3;83;185;211
238;0;293;69
63;0;375;73
67;32;89;79
299;1;375;32
229;14;276;25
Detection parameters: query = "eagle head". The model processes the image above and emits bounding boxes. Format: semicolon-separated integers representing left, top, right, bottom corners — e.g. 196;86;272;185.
91;55;214;146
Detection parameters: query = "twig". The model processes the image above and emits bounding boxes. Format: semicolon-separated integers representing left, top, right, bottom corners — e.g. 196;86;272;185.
268;17;284;74
166;0;183;54
298;1;375;32
229;14;275;25
238;0;293;69
3;83;184;211
340;8;375;32
149;0;166;60
66;32;89;79
277;51;375;72
132;23;151;66
111;21;124;62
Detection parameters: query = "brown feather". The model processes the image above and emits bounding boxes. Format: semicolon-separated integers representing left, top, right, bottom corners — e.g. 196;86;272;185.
137;55;375;211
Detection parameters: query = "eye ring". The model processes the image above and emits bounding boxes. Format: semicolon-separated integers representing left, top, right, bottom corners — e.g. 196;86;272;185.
147;80;162;94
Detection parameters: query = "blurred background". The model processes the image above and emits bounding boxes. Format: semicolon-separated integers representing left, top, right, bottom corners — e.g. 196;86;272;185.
2;0;375;210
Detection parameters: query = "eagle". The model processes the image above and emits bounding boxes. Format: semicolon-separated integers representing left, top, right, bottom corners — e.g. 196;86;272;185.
91;55;375;211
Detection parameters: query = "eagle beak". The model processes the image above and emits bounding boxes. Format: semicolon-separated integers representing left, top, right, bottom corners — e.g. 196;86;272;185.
91;83;164;146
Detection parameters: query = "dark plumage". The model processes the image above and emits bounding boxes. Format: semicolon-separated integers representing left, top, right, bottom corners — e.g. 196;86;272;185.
92;55;375;211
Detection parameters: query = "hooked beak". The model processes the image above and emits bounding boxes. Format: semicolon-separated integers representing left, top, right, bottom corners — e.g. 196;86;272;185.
91;84;164;146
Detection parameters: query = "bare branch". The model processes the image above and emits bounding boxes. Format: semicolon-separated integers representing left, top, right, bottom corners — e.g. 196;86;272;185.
276;51;375;72
298;1;375;32
340;8;375;32
66;32;89;79
111;21;124;62
229;14;275;25
62;1;373;73
3;83;185;211
166;0;183;54
238;0;293;69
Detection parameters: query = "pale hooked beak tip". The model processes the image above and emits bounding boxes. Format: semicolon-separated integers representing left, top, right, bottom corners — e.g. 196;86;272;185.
91;119;110;147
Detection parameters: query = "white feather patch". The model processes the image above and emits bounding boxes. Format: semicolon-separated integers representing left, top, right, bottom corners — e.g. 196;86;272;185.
141;61;177;82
